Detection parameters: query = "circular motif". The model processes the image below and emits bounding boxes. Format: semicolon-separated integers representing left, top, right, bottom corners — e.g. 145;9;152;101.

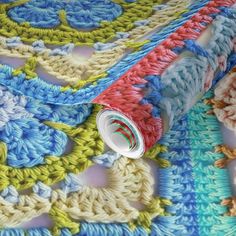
65;0;123;29
8;0;122;29
8;0;63;28
0;85;92;168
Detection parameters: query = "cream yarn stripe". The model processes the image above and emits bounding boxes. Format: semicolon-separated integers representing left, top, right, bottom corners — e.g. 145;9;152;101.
0;0;189;86
0;157;155;227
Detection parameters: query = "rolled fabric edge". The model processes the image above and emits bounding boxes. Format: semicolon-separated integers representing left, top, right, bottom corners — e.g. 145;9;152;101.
95;4;236;158
96;109;145;158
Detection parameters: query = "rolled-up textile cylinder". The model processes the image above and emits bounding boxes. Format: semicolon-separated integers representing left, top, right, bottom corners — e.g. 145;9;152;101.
0;0;236;158
95;2;236;157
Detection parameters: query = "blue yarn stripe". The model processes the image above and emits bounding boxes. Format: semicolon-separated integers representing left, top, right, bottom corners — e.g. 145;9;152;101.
159;115;199;236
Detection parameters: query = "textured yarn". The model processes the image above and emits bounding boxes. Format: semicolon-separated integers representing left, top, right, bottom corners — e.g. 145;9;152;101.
0;0;235;235
211;68;236;133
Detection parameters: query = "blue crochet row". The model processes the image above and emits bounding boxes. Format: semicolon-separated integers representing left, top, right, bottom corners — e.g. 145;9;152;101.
158;90;234;236
0;0;211;105
0;85;92;168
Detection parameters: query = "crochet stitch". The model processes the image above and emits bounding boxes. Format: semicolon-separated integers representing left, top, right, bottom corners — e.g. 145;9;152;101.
0;0;235;154
0;0;236;235
0;87;234;235
211;68;236;133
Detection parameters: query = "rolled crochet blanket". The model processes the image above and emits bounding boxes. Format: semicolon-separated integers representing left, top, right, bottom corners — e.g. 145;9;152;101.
0;0;236;235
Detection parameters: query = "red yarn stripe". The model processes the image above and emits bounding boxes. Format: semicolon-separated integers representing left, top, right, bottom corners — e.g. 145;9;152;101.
93;0;236;151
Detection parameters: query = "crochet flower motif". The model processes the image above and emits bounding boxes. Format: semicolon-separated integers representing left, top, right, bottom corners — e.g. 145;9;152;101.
213;72;236;132
0;85;92;168
8;0;122;29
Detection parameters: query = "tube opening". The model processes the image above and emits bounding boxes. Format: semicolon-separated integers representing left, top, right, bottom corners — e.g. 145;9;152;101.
96;110;144;158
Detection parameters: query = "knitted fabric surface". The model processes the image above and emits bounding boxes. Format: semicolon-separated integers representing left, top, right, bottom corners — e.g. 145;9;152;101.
0;0;236;236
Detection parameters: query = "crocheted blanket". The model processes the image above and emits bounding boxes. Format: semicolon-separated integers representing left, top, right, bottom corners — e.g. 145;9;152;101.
0;0;236;235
